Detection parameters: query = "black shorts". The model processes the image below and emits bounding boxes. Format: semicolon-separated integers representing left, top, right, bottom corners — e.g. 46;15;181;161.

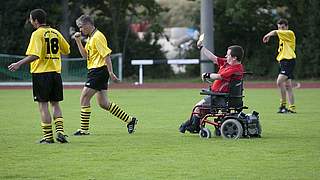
279;59;296;79
85;66;109;91
32;72;63;102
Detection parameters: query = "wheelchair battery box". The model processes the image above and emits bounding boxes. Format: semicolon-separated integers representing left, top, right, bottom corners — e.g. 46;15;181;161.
238;111;262;137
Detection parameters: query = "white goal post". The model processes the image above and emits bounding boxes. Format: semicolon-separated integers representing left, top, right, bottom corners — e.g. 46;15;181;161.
131;59;199;84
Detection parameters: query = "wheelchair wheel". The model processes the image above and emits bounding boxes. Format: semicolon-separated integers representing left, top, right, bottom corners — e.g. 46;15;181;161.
221;119;243;139
199;128;211;138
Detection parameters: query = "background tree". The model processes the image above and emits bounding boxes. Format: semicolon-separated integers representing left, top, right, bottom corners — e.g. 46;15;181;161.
0;0;319;79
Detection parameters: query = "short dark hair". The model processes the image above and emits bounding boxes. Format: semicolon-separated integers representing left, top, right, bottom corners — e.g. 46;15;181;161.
228;45;244;62
277;18;288;26
76;15;94;27
30;9;47;24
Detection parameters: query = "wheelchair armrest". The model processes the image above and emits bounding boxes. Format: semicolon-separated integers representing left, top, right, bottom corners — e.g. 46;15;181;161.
200;88;229;97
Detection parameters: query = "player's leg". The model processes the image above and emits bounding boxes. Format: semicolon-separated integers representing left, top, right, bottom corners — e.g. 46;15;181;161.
51;101;68;143
32;73;54;144
96;90;138;134
285;59;296;113
276;74;288;113
50;73;68;142
38;102;54;144
285;79;296;113
74;87;96;135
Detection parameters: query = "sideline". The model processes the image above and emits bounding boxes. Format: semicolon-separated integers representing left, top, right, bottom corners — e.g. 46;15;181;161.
0;82;319;89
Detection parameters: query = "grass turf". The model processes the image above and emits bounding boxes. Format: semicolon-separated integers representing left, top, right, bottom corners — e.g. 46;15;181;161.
1;88;319;179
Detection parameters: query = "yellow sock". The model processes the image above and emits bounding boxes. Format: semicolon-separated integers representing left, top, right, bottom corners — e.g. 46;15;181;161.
280;99;286;107
54;117;64;134
107;102;132;123
80;106;91;131
41;122;53;140
289;105;296;111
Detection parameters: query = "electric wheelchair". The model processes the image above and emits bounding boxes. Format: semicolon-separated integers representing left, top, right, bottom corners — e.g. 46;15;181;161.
183;73;262;139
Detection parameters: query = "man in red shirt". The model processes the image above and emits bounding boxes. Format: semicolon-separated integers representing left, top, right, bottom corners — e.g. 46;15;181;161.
179;41;244;133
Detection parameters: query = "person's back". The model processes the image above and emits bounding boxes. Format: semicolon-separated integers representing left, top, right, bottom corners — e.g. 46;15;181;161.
27;27;70;73
8;8;70;144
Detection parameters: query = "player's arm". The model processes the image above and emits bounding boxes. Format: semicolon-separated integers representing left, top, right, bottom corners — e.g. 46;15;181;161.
105;55;119;82
197;36;218;64
8;55;38;72
201;47;218;65
73;32;87;58
263;30;277;43
201;72;222;81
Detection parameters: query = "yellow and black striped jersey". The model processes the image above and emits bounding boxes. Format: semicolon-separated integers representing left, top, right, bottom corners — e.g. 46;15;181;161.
26;26;70;73
85;30;112;69
276;30;296;61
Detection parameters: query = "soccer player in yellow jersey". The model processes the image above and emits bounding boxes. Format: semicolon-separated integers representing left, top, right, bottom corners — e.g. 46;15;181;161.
73;15;138;135
8;9;70;143
263;18;296;113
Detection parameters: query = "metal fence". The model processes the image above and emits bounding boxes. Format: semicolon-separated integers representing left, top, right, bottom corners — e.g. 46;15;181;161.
0;53;122;86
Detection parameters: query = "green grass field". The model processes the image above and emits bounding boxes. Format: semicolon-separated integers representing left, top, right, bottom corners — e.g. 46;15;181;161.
1;88;320;179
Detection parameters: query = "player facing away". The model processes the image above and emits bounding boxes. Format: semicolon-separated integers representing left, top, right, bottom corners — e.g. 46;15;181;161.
8;9;70;144
263;18;297;113
73;15;138;135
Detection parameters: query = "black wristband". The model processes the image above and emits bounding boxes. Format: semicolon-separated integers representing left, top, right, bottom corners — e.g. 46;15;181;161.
204;72;211;79
199;45;203;50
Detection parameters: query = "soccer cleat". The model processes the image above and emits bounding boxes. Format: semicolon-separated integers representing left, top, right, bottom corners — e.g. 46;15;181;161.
127;117;138;134
39;138;54;144
287;109;297;113
73;129;90;136
277;106;288;113
56;132;69;143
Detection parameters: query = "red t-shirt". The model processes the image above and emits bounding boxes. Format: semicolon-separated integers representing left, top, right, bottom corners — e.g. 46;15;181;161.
211;57;244;93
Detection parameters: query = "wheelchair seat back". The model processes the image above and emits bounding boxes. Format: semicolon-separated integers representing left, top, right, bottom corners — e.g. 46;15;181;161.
208;76;244;110
227;79;244;108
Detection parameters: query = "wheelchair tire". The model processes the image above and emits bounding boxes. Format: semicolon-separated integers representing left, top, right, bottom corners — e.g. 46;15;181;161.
221;119;243;139
199;128;211;138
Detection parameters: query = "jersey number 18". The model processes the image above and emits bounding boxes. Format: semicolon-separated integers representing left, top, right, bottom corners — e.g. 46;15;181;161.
45;37;59;54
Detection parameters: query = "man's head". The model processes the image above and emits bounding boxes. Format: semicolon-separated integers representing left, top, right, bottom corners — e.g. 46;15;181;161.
277;18;288;30
76;15;95;36
226;45;244;64
29;9;47;28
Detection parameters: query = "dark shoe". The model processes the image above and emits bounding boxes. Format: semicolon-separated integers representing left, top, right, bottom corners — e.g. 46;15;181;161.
186;127;200;134
73;129;90;136
179;123;188;133
56;132;68;143
277;106;288;113
127;117;138;134
214;127;221;136
39;138;54;144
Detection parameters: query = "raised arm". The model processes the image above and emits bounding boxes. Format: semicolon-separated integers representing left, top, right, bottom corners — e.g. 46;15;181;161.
73;32;87;58
197;36;218;64
263;30;277;43
200;47;218;65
